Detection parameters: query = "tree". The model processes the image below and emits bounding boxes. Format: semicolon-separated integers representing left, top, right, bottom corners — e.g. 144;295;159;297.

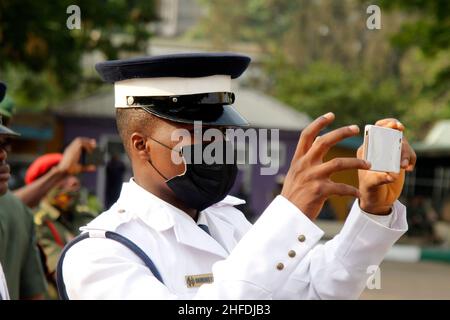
269;61;404;130
194;1;406;126
195;0;404;77
376;0;450;135
378;0;449;55
0;0;157;110
193;0;449;139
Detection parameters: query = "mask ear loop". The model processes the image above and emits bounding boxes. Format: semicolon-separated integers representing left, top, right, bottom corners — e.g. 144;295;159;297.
146;136;184;181
148;159;169;181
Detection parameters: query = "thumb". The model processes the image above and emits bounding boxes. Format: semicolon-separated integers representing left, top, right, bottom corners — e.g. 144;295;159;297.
365;172;395;188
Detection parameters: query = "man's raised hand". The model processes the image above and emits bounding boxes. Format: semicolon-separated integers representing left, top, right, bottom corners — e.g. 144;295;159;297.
281;113;371;220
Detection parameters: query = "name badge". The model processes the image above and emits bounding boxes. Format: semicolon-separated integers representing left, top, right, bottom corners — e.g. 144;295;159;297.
185;273;214;288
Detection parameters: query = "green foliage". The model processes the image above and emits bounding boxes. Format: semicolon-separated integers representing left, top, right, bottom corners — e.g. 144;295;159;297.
195;0;298;50
196;0;449;140
378;0;450;55
0;0;157;110
269;61;404;130
376;0;450;138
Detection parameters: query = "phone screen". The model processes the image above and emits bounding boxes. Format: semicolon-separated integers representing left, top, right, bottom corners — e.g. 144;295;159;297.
81;149;105;166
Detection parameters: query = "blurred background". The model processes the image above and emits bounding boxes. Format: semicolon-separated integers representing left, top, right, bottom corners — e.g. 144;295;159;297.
0;0;449;299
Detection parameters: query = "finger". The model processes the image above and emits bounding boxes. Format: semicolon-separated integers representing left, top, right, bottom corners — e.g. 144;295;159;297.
308;125;360;161
387;172;401;180
323;182;361;198
375;118;405;131
407;159;416;171
366;172;397;188
82;165;97;172
66;138;94;154
315;157;371;177
78;138;97;153
0;164;9;173
401;139;417;172
67;164;83;175
400;139;410;169
294;112;335;160
0;172;10;181
409;143;417;169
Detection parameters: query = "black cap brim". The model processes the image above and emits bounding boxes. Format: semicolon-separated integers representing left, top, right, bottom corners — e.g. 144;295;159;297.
141;104;249;128
0;124;20;137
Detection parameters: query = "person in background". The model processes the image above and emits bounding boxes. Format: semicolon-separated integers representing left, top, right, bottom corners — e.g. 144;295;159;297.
13;138;97;209
0;82;11;300
407;195;441;244
0;89;98;211
25;151;99;299
105;153;126;210
0;85;97;298
0;94;15;128
0;81;47;300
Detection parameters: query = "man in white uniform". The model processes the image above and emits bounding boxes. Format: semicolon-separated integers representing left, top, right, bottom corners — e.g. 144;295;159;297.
58;53;416;299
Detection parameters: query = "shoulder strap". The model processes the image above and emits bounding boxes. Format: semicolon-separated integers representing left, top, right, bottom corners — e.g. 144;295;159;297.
44;220;65;248
56;230;164;300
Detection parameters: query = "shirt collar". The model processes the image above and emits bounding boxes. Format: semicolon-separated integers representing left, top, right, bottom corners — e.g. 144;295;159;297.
116;178;242;258
116;178;176;232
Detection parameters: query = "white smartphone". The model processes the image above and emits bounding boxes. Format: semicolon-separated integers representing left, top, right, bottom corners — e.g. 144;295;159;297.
363;125;403;173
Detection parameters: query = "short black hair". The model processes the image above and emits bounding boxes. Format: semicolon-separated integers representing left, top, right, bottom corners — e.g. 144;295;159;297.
116;108;157;154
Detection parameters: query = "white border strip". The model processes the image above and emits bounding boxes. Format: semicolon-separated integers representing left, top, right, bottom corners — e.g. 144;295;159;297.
114;75;231;108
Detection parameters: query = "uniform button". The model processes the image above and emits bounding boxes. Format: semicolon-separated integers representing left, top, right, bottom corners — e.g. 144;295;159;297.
288;250;296;258
118;209;126;213
276;263;284;270
298;234;306;242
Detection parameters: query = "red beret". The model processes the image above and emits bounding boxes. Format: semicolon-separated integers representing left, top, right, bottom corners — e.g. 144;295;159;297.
25;153;63;185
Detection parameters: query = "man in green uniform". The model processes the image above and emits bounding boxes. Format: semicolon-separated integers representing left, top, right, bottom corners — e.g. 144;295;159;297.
0;94;14;127
0;82;47;299
25;153;99;298
0;190;48;299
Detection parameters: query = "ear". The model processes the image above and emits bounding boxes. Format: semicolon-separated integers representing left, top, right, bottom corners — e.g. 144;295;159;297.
131;132;150;161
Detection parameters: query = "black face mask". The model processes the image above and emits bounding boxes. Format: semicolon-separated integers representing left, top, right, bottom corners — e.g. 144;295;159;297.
148;138;238;211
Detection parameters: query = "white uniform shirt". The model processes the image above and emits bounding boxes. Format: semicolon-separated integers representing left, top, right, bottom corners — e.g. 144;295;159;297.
0;262;9;300
63;178;407;299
